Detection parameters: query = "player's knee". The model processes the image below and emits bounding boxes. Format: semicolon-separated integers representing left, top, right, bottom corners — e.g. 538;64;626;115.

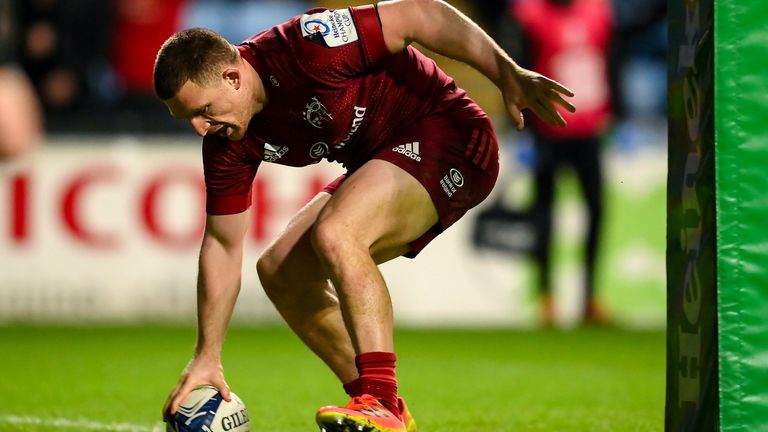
310;221;336;263
310;219;354;266
256;251;283;298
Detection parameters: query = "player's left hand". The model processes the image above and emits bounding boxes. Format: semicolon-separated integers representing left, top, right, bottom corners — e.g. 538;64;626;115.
501;64;575;130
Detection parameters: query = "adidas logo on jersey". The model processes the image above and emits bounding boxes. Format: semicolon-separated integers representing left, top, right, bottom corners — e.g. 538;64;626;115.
392;142;421;162
264;142;289;162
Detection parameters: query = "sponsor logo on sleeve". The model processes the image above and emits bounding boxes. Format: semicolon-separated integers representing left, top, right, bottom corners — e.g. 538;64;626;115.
300;9;358;47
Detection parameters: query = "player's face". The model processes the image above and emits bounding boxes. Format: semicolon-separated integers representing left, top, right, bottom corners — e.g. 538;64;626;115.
164;76;251;141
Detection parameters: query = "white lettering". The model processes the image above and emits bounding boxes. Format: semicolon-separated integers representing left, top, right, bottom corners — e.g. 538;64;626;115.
676;0;705;414
679;0;700;70
319;9;358;47
336;106;367;149
392;146;421;162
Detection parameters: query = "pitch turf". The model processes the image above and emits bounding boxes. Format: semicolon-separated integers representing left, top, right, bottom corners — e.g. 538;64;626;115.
0;325;664;431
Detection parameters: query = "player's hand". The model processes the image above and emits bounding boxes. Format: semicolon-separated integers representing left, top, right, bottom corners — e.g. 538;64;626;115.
162;354;232;420
501;64;575;130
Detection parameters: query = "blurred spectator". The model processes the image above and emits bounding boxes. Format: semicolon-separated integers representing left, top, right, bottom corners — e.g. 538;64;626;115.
10;0;313;134
110;0;188;132
0;0;42;160
474;0;614;326
15;0;111;118
113;0;186;94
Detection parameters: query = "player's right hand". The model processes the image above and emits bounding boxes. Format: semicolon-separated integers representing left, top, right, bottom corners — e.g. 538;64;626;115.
162;354;232;420
501;64;575;130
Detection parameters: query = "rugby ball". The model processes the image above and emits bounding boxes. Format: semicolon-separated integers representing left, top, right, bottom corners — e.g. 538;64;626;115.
166;385;251;432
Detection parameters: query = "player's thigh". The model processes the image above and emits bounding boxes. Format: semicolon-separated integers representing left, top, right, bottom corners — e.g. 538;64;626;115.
371;115;500;258
315;159;438;260
258;192;331;286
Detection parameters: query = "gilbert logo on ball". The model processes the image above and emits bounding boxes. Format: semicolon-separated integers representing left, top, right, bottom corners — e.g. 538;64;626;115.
166;385;250;432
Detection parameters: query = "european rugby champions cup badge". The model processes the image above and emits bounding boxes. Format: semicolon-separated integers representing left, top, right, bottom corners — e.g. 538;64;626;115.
299;8;359;47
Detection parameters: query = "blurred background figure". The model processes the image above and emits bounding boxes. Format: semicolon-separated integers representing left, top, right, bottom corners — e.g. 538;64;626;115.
9;0;312;134
472;0;666;327
15;0;111;131
474;0;614;326
0;0;42;160
511;0;614;326
110;0;187;131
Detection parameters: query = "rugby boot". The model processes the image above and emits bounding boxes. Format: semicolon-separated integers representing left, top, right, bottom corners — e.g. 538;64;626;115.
398;397;417;432
316;394;406;432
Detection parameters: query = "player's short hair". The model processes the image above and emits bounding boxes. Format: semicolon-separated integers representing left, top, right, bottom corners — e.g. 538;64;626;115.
153;28;239;100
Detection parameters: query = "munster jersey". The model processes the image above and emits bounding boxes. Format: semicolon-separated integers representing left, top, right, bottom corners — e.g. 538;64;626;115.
203;5;494;221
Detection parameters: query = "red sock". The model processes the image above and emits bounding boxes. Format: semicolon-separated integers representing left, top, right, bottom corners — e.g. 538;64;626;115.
356;351;399;416
343;378;362;397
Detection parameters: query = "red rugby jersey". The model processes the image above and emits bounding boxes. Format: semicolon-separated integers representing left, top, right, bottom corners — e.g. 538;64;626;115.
202;5;486;215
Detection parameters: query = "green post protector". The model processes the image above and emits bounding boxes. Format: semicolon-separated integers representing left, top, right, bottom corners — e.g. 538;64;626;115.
668;0;768;430
715;0;768;430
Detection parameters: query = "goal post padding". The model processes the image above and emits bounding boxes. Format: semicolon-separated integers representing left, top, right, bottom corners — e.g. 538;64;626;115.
714;0;768;429
667;0;768;430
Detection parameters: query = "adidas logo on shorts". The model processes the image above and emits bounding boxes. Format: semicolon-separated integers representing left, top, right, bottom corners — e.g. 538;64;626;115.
392;141;422;162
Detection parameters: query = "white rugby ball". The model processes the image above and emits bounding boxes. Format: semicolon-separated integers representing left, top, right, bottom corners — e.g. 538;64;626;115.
166;385;251;432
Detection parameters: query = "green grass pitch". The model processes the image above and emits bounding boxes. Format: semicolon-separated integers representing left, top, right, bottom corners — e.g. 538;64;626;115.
0;325;663;431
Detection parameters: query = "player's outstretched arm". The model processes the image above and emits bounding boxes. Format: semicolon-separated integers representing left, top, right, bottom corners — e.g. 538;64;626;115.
377;0;575;129
162;211;249;418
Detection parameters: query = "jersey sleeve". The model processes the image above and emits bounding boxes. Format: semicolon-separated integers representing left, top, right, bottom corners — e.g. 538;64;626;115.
292;5;390;82
349;5;389;69
202;134;262;215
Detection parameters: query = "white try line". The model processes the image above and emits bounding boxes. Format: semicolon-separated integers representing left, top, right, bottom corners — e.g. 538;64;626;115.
0;414;165;432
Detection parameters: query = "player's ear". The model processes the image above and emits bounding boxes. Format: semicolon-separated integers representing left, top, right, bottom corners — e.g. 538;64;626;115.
222;68;241;90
